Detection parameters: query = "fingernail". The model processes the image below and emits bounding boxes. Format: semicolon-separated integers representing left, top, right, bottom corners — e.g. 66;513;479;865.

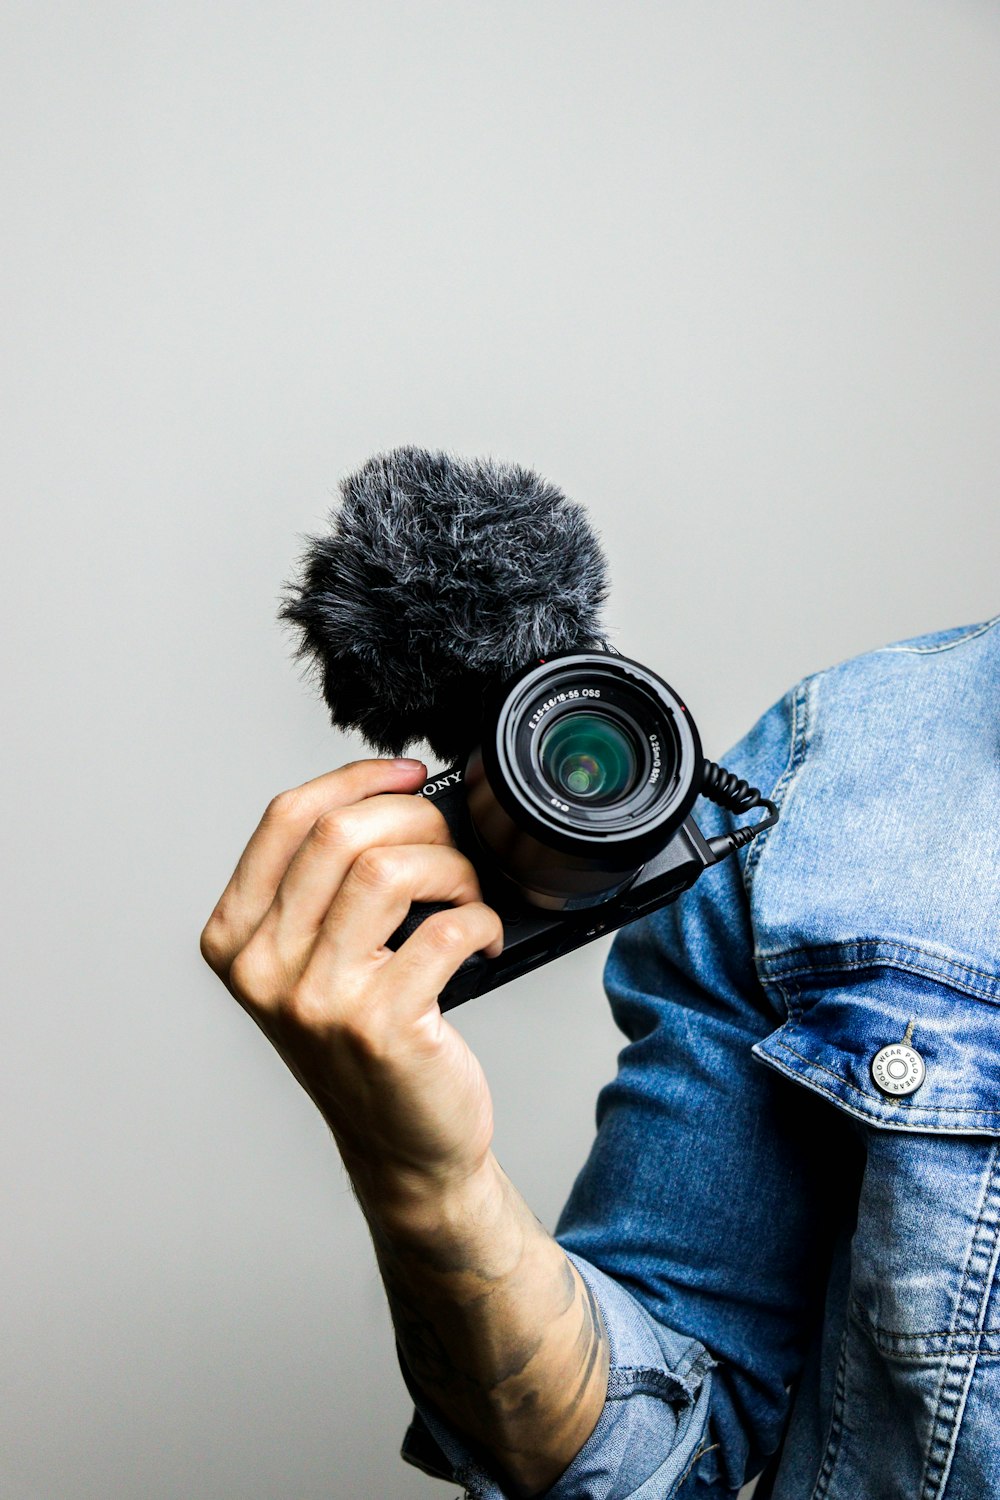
392;757;426;770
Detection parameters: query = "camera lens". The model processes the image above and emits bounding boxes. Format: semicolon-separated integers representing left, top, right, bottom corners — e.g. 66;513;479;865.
539;711;640;805
465;649;704;912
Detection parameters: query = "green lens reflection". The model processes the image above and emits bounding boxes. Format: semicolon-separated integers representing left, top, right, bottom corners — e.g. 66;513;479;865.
539;712;640;805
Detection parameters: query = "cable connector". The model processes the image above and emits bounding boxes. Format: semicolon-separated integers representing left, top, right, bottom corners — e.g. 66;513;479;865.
700;758;778;864
706;808;777;863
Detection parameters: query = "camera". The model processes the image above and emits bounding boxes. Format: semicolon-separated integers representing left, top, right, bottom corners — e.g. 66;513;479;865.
386;645;765;1010
276;447;778;1008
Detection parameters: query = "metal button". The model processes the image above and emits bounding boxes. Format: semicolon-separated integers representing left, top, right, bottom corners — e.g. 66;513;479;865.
871;1043;926;1097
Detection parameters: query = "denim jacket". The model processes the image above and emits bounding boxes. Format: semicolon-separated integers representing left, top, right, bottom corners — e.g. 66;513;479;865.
400;613;1000;1499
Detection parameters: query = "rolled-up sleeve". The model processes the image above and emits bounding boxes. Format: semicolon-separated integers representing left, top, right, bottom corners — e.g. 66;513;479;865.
400;1249;714;1499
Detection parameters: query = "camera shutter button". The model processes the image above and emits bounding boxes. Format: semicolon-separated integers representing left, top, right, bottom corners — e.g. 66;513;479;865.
871;1043;925;1097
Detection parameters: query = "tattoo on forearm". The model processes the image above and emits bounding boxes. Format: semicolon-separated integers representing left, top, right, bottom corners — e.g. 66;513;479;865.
566;1274;605;1411
370;1204;607;1465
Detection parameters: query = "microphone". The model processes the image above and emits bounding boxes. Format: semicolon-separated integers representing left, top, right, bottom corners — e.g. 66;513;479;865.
277;445;612;762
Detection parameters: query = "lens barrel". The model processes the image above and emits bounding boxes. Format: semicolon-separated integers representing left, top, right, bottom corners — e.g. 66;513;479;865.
464;649;702;910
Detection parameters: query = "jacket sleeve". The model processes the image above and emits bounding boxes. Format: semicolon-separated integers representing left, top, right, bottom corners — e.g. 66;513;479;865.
399;1253;714;1499
402;683;844;1497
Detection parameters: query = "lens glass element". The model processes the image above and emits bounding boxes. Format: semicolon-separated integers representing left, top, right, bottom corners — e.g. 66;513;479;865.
538;711;640;805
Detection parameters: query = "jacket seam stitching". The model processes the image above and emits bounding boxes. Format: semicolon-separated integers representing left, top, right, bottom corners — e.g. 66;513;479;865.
917;1144;1000;1499
811;1322;850;1500
849;1294;1000;1347
856;1331;1000;1350
878;614;1000;655
745;672;816;905
760;943;1000;997
674;1440;720;1493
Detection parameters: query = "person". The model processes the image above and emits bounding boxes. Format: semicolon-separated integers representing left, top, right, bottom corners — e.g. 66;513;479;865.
199;611;1000;1500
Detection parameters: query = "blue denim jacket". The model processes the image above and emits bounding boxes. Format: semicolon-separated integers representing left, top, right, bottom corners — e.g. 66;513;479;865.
400;613;1000;1499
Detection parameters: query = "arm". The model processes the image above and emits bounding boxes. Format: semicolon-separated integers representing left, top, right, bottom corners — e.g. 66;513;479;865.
367;1155;608;1496
198;757;606;1496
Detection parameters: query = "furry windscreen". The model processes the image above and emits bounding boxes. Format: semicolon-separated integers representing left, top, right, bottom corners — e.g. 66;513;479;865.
278;446;612;762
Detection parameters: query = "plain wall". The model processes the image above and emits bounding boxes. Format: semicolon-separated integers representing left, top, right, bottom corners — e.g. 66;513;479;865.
2;2;998;1496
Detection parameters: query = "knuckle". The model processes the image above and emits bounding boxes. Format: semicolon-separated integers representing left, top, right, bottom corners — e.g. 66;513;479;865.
352;845;406;892
264;788;306;823
423;911;470;953
312;807;358;849
228;941;271;1003
285;977;335;1029
199;912;228;968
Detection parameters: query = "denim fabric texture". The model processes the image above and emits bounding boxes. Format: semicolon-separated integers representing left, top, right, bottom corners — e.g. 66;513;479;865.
401;613;1000;1499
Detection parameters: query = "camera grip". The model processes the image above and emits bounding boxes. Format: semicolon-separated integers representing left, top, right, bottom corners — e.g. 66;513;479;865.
385;898;492;998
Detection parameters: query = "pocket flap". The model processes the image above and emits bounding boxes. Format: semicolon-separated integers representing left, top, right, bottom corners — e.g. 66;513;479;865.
752;954;1000;1135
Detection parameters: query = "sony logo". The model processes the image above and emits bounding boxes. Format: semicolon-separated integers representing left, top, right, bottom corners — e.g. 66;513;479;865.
419;770;464;797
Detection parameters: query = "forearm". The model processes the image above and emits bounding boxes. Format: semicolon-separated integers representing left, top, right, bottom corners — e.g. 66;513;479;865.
362;1152;610;1498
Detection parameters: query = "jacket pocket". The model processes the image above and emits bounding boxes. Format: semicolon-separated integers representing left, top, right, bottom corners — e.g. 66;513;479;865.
751;947;1000;1138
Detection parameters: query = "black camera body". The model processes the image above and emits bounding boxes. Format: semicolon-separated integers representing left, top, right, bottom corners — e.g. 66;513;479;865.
386;646;729;1011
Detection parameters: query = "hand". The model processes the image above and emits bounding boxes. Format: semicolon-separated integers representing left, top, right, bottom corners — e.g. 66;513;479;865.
199;757;505;1217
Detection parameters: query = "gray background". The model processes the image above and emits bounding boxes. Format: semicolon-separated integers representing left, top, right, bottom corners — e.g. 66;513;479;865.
2;2;998;1496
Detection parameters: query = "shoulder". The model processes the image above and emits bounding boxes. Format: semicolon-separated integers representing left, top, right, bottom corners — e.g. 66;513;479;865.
620;611;1000;1026
726;612;1000;798
739;611;1000;995
807;610;1000;737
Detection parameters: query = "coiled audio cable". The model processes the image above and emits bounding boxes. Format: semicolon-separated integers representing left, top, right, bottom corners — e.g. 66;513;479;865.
699;758;779;862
